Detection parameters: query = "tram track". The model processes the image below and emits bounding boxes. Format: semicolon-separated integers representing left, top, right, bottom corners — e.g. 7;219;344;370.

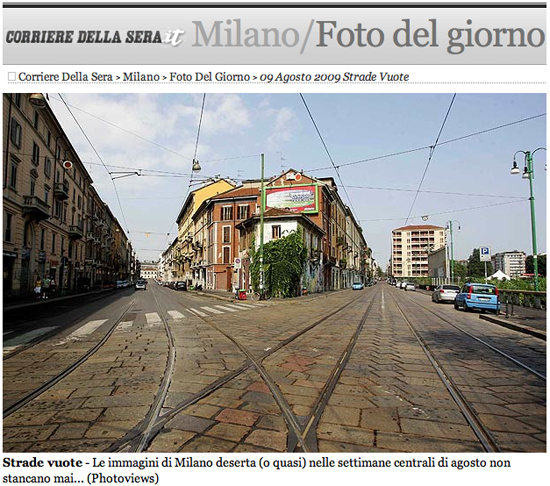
387;289;546;452
397;290;545;381
108;287;378;453
3;298;138;419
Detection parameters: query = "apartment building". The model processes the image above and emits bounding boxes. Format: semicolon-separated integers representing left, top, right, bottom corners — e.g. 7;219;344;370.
3;93;133;297
193;183;259;291
492;250;526;278
391;224;446;278
173;178;236;284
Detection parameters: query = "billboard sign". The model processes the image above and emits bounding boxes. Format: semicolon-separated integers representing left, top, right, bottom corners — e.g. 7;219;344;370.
265;184;318;213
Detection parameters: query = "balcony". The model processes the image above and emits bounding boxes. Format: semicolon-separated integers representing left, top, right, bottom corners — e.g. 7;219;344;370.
22;195;50;221
54;181;70;201
68;224;84;240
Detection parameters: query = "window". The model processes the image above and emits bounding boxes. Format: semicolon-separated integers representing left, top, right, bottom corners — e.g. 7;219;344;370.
221;206;233;221
30;176;36;196
272;225;281;239
13;93;21;107
44;157;51;178
32;142;40;166
4;213;13;242
40;228;45;250
238;205;249;220
46;130;51;148
52;233;56;254
222;226;231;244
44;185;50;205
33;111;40;129
9;157;18;190
222;246;230;264
54;200;62;219
10;118;22;147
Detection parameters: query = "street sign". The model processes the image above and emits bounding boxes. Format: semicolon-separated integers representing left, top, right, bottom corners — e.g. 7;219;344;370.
480;247;491;262
234;258;242;269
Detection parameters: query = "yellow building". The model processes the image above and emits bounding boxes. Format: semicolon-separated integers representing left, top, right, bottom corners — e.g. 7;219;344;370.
173;178;235;283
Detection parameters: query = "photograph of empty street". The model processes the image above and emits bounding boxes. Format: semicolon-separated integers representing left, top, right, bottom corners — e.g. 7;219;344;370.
3;93;546;453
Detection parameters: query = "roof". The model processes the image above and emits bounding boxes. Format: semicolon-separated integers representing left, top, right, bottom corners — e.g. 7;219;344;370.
210;186;259;200
393;224;445;232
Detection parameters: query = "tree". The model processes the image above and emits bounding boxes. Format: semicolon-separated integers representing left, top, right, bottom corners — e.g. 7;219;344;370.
250;230;308;298
467;248;493;278
526;254;546;275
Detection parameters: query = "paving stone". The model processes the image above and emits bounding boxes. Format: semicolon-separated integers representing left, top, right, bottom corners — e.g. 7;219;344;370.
375;431;484;452
317;423;375;447
147;430;196;452
206;423;250;442
3;411;57;427
85;421;136;440
400;418;478;441
360;408;401;432
321;405;361;426
71;386;115;398
51;422;90;440
257;414;287;432
166;414;214;433
181;436;236;452
3;425;57;442
215;408;260;427
245;429;287;451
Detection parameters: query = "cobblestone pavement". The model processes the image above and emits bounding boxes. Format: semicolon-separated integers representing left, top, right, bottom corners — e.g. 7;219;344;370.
3;283;546;452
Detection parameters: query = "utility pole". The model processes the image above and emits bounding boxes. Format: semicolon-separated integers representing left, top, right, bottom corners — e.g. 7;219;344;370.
259;153;265;293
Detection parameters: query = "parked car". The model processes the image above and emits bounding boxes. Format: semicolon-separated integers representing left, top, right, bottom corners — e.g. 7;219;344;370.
175;281;187;291
405;282;416;291
135;279;147;290
454;283;500;314
400;281;408;289
352;282;364;290
432;284;460;303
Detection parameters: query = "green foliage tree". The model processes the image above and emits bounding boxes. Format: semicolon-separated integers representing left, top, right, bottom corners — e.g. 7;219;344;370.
526;254;546;276
467;248;493;278
250;230;308;298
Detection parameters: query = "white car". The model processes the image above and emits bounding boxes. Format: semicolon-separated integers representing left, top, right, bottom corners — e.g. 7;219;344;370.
405;282;416;291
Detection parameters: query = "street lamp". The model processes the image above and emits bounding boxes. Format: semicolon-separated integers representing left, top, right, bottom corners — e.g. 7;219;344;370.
446;220;461;284
510;148;546;291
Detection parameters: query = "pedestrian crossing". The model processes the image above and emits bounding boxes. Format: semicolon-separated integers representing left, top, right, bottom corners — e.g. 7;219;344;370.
3;302;261;351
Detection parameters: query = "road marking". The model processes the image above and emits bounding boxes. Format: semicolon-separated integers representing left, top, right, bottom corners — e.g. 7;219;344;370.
188;308;208;317
116;321;134;331
214;305;238;312
167;310;186;320
69;320;108;339
145;313;161;324
3;326;58;350
224;304;252;311
201;306;224;314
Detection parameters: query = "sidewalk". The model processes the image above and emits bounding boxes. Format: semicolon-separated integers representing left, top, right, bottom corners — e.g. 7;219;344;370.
479;304;546;341
3;288;115;312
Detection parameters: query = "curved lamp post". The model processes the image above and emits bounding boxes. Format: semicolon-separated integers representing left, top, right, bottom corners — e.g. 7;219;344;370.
511;148;546;291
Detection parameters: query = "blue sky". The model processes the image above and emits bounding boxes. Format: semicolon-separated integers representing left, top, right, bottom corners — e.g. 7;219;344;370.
50;93;546;267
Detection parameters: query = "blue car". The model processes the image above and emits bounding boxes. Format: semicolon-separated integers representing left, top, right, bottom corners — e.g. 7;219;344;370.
352;282;364;290
454;283;500;314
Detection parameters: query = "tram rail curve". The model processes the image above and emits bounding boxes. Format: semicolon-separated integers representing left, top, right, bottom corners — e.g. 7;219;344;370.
109;286;379;453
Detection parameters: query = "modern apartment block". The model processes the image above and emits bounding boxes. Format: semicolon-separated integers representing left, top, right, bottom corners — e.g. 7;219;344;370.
3;93;133;297
391;224;446;278
492;251;526;278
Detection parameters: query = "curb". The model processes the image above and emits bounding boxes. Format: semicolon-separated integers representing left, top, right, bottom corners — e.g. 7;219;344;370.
479;314;546;341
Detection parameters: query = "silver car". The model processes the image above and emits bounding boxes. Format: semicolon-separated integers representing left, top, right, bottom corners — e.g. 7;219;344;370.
432;284;460;303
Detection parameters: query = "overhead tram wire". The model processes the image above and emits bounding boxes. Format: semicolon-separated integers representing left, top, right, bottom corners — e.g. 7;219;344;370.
307;112;546;173
58;94;131;236
163;93;207;250
403;93;457;226
299;93;358;218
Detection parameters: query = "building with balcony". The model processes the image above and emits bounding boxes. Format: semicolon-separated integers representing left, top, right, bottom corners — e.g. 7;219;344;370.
391;224;446;278
3;93;132;297
492;250;526;279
